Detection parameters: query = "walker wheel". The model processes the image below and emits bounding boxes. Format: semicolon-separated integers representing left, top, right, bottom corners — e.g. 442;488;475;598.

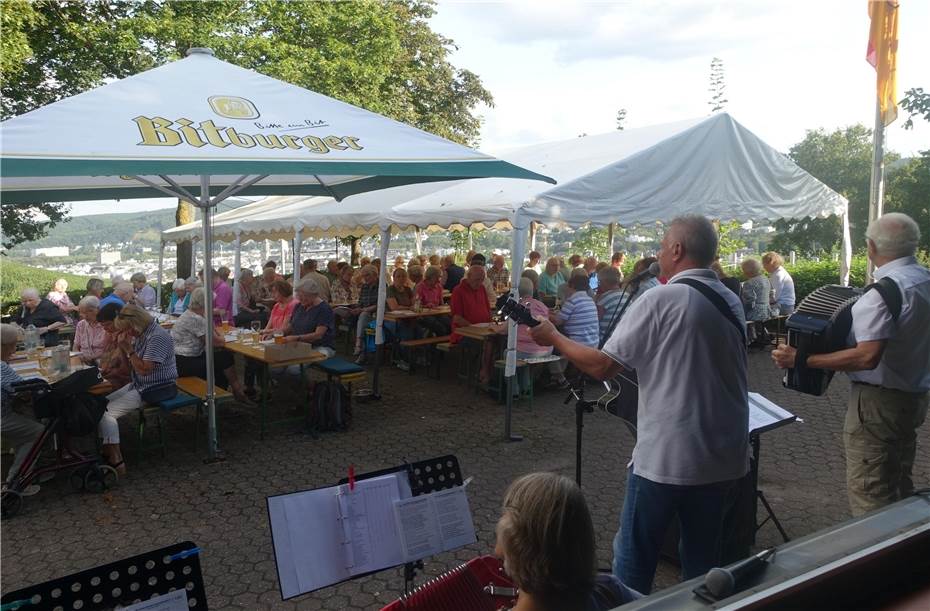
69;466;89;492
84;468;107;494
1;489;23;518
98;465;119;490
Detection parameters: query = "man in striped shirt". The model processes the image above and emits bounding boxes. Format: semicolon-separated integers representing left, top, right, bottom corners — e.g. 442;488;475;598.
547;271;599;388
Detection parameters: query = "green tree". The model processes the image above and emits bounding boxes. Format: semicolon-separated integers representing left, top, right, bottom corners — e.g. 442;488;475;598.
900;87;930;131
716;220;746;257
885;153;930;251
773;124;898;255
2;0;492;255
571;226;611;260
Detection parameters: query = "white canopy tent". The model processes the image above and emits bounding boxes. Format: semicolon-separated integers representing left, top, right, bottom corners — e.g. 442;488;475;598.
162;113;850;440
388;113;851;440
0;47;552;458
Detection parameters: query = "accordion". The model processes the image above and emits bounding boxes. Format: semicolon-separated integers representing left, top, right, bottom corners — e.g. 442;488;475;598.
381;556;517;611
784;285;862;395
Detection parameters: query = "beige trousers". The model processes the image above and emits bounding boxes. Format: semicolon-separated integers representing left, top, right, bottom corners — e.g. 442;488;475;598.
844;383;929;516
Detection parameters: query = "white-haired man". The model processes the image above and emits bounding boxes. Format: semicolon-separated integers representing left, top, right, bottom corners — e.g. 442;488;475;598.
774;212;929;516
99;282;134;309
530;215;749;594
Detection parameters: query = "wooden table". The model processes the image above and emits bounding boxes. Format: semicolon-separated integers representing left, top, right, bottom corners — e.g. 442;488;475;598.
223;337;328;439
9;352;113;395
452;322;508;390
383;305;451;322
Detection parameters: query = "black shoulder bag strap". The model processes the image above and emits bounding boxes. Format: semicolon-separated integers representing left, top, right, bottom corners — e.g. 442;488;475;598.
866;276;903;323
674;278;747;344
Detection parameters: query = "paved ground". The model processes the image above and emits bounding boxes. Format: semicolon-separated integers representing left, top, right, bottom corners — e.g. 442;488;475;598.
2;346;928;610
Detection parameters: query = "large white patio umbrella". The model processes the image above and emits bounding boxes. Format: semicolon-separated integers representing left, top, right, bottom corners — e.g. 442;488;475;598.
0;48;553;459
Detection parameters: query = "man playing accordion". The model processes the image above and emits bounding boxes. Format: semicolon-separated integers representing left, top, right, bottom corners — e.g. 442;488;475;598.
773;212;930;516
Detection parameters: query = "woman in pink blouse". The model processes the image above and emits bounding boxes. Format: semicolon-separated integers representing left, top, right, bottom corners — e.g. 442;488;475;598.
48;278;78;319
416;266;450;336
73;296;108;364
261;280;297;337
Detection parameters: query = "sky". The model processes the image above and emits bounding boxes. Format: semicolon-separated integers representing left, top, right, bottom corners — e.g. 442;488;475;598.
70;0;928;217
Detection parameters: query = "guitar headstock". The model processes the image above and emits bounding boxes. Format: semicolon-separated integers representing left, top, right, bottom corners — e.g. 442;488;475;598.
495;294;540;327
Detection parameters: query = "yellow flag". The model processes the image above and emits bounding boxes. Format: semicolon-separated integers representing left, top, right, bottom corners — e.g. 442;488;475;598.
866;0;899;126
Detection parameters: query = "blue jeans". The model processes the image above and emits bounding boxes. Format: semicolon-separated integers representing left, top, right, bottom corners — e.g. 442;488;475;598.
612;468;736;594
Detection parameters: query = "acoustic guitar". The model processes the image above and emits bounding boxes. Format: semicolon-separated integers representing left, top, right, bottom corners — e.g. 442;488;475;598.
495;295;639;434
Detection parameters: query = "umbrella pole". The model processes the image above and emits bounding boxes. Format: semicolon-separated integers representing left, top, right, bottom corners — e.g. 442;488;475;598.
200;175;222;462
156;240;165;311
503;222;527;442
372;228;391;399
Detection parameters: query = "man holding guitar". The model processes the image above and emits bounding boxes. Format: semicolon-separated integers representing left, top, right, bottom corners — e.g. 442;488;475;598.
528;215;749;594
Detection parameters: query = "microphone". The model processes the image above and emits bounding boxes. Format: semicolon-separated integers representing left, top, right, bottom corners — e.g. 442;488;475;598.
703;548;776;599
628;262;661;284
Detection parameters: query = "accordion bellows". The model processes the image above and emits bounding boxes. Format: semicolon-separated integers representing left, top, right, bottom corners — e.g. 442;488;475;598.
784;285;863;395
381;556;516;611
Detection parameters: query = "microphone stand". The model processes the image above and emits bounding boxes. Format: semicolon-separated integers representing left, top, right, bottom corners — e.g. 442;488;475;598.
569;279;643;487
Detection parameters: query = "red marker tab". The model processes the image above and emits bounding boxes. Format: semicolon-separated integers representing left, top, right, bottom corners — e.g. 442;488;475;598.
348;464;355;492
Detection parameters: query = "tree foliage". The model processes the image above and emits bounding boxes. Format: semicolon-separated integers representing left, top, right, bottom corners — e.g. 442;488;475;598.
1;0;493;250
774;124;929;255
707;57;727;113
616;108;627;131
571;226;611;260
2;203;70;252
900;87;930;131
716;220;746;257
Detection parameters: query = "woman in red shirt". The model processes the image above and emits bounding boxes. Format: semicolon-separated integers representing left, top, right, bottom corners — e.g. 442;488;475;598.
262;280;297;337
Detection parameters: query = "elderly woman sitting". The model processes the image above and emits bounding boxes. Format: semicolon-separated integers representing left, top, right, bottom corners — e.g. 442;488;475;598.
514;278;553;395
171;288;251;403
350;264;380;360
131;272;157;309
167;278;189;316
495;472;640;611
101;305;178;474
74;296;107;365
47;278;78;319
740;258;773;322
14;287;66;347
2;324;45;495
415;265;451;337
96;303;131;389
283;278;337;359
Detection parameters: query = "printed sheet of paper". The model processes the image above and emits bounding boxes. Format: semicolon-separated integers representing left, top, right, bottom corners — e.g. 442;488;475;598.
337;473;406;576
748;392;796;434
394;486;476;563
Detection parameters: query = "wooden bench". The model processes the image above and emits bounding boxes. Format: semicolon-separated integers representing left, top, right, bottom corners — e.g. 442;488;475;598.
491;355;563;409
398;335;450;377
435;341;466;382
136;378;233;462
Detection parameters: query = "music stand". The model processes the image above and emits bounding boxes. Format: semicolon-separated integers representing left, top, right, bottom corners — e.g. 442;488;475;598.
747;393;796;544
0;540;207;610
337;454;465;594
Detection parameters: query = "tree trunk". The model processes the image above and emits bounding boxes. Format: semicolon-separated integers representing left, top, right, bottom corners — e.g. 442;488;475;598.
607;222;615;255
350;237;361;266
175;199;196;279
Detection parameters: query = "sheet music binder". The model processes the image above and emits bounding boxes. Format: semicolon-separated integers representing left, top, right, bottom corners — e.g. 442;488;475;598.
268;455;470;600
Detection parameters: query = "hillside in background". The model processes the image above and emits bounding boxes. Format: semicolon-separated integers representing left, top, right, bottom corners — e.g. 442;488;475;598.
9;199;254;254
1;259;95;312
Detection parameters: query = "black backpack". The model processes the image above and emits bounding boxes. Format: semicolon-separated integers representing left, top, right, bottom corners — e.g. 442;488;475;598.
307;381;352;432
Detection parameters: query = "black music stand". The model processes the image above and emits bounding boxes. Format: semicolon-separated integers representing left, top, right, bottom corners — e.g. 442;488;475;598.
747;394;796;544
337;454;465;594
0;540;207;610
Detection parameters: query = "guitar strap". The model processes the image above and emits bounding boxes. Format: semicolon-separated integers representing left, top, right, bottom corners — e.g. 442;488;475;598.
673;278;747;344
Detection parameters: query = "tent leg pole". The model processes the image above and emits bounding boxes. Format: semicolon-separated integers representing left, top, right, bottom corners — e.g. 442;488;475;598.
201;175;223;464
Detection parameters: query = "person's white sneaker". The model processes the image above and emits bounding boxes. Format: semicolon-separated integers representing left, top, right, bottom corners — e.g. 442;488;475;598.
19;484;41;496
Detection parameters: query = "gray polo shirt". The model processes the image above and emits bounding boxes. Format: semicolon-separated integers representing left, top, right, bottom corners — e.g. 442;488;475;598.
602;268;750;486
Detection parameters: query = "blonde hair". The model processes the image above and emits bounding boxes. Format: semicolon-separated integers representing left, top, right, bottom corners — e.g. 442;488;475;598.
496;473;596;607
761;251;783;268
114;304;153;334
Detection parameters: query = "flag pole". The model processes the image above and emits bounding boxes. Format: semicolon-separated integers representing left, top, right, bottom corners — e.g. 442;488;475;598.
866;102;886;282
